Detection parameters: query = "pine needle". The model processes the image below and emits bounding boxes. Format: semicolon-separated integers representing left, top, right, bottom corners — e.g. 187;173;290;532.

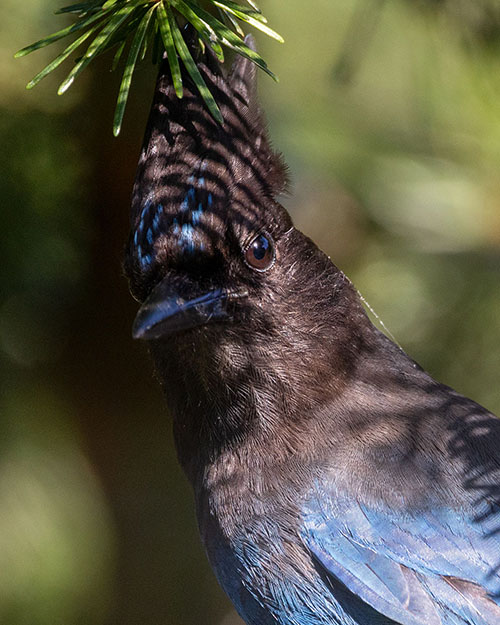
15;0;283;134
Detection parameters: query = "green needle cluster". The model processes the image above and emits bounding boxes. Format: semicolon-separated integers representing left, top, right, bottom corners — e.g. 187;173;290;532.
15;0;283;135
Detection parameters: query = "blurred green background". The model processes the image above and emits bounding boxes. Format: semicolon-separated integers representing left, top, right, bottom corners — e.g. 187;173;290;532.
2;1;500;623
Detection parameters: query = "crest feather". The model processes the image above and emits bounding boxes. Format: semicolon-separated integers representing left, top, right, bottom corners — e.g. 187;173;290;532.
130;36;288;225
125;35;289;300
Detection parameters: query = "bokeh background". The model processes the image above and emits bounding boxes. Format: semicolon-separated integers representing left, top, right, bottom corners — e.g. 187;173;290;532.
2;0;500;623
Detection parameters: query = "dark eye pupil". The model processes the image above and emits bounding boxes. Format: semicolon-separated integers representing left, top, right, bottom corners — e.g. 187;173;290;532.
252;236;269;260
244;233;275;271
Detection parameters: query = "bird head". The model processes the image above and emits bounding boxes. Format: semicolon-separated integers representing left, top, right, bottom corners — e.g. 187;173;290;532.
124;37;303;340
124;37;367;393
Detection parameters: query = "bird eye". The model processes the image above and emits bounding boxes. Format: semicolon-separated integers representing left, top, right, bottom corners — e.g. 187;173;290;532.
244;233;275;272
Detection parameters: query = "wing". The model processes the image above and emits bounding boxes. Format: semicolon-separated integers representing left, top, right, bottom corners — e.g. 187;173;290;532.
302;488;500;625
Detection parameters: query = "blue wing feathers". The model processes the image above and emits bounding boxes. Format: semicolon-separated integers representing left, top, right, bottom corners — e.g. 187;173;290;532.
303;493;500;625
308;531;424;625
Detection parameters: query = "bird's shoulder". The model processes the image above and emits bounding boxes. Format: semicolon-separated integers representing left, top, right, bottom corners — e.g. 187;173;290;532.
315;327;500;509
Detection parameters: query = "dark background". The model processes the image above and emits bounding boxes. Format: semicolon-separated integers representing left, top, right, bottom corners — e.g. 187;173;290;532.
2;1;500;623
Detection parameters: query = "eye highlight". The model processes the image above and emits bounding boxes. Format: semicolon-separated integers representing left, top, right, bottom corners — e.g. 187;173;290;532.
244;233;275;272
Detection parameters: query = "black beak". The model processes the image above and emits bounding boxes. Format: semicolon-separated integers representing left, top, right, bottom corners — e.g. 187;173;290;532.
132;275;242;340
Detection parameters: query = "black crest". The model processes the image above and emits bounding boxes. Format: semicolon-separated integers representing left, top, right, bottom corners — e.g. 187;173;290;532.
125;37;288;301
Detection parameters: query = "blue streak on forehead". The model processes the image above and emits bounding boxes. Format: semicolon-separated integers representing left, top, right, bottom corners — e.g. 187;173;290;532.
179;223;197;253
173;172;211;254
138;204;148;230
187;187;196;205
191;203;203;225
133;168;213;268
153;205;162;230
136;244;152;268
133;200;164;269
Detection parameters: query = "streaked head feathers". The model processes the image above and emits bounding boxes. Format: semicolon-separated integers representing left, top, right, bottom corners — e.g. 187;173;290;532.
125;37;289;301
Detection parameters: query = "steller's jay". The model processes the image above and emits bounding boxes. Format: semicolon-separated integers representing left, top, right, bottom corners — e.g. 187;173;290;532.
124;37;500;625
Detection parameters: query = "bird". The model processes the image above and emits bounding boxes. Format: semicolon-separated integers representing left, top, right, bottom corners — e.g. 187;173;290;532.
124;36;500;625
